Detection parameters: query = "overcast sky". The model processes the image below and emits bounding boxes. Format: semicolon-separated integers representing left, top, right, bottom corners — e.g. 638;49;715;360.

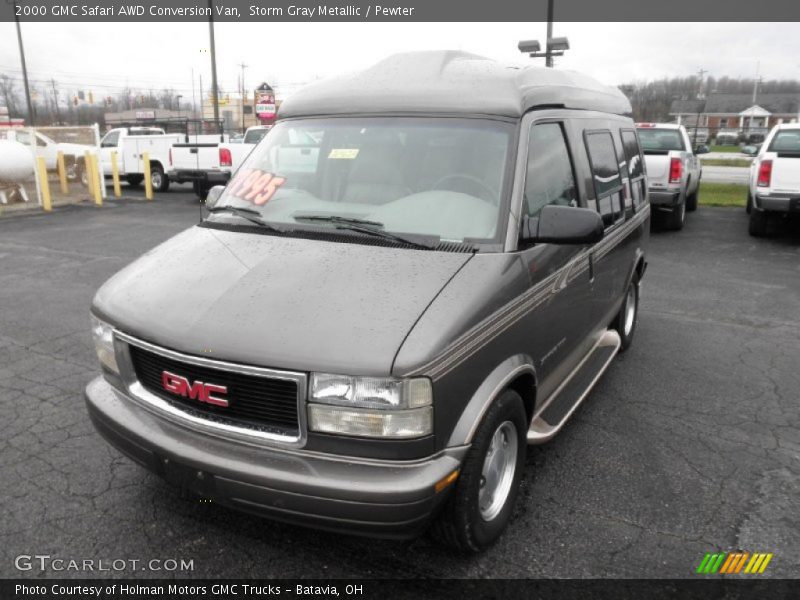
0;22;795;105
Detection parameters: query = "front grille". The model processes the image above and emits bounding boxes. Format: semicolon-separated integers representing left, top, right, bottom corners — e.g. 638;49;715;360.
128;344;299;433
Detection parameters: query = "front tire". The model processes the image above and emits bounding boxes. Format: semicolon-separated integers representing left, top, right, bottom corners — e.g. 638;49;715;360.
613;272;640;352
432;390;526;553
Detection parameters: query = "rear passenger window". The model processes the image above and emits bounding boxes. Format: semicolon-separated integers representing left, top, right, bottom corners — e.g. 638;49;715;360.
523;123;578;217
621;129;646;210
585;131;624;227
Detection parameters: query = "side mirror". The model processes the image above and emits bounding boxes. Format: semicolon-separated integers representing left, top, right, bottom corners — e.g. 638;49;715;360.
521;205;604;245
695;144;710;155
741;145;758;157
205;185;225;209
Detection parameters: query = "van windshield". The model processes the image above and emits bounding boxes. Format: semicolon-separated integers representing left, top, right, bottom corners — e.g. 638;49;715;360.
211;117;514;249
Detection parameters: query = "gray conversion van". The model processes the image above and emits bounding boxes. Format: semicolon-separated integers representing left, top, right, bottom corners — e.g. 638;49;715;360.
86;52;649;552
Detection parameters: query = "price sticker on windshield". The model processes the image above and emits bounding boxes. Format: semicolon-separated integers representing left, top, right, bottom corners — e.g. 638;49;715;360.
227;169;286;206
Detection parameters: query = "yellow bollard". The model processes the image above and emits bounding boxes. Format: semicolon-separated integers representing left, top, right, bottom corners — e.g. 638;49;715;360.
90;154;102;206
142;152;153;200
84;151;95;197
37;157;52;212
56;151;69;195
110;151;122;198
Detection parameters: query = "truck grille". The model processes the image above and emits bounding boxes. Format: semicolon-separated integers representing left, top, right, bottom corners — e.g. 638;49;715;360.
128;345;300;433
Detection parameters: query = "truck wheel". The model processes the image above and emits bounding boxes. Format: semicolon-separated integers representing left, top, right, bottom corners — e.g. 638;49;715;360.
432;389;526;553
746;193;753;214
126;175;143;188
193;181;209;200
150;164;170;193
685;188;698;212
666;199;686;231
748;209;769;237
613;273;640;352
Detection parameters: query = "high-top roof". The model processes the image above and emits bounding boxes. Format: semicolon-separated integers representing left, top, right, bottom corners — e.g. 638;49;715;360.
278;51;632;119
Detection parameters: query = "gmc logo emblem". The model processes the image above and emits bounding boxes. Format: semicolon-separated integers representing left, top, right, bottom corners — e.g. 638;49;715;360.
161;371;229;407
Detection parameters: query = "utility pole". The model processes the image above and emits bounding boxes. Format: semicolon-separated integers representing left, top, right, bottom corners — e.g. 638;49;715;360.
693;68;707;147
191;67;196;119
11;0;35;125
238;62;248;133
50;79;62;125
545;0;554;68
207;0;222;137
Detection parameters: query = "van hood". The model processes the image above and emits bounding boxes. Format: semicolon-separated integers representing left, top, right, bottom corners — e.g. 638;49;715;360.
93;226;472;375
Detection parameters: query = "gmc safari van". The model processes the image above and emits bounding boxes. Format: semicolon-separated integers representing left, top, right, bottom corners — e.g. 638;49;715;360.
86;52;649;552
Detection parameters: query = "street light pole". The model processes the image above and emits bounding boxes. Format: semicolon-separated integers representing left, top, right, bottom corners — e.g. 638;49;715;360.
11;0;35;125
207;0;222;138
238;62;248;133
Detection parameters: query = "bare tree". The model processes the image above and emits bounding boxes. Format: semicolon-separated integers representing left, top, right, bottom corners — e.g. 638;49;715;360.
0;74;20;116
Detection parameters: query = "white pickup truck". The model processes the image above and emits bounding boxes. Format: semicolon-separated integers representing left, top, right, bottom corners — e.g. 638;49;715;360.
0;128;94;184
636;123;705;230
746;123;800;237
169;125;270;199
99;127;183;192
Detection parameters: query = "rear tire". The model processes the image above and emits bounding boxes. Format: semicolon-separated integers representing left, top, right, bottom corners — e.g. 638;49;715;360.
149;164;169;193
748;209;769;237
686;187;698;212
613;272;640;352
666;198;686;231
746;193;753;214
126;175;143;188
431;389;526;553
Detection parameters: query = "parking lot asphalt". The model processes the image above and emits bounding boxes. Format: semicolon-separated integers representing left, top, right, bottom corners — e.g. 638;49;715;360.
1;191;799;579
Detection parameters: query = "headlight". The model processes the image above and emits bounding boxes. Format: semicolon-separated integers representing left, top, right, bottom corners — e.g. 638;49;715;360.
90;314;119;374
308;374;432;438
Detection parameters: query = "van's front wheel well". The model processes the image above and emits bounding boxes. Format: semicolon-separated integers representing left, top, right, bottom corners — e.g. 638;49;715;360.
505;372;536;426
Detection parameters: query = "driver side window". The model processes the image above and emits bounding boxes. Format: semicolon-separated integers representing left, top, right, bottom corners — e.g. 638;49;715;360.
524;122;578;217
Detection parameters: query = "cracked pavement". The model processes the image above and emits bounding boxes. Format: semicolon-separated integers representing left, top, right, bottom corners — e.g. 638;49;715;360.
1;194;798;578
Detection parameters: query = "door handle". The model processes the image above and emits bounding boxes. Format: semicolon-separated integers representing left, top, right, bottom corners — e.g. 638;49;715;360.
190;148;198;154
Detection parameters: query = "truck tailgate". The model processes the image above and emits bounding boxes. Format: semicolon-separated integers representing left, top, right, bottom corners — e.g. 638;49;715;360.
643;153;670;183
170;144;220;171
770;155;800;192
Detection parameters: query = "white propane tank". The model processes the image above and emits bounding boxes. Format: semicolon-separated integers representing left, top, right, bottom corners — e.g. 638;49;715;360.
0;139;36;182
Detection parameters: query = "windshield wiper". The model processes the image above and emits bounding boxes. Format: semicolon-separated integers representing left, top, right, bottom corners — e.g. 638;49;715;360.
206;205;285;233
293;214;436;249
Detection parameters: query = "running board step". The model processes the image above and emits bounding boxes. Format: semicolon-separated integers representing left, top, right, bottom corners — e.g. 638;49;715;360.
527;329;621;444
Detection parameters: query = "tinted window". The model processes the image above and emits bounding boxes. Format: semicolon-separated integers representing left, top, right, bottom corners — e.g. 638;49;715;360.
620;130;644;179
523;123;578;217
585;131;622;197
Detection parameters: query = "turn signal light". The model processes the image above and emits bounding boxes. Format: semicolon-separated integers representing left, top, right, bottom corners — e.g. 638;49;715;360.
757;160;772;187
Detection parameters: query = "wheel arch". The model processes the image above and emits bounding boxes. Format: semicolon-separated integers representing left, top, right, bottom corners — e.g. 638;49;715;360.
446;354;537;448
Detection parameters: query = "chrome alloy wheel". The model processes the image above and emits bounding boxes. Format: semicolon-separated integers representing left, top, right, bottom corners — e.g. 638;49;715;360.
478;420;518;521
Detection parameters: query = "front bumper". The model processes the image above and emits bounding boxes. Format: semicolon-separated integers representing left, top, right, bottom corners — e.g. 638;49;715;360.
85;376;463;539
648;189;682;207
754;194;800;214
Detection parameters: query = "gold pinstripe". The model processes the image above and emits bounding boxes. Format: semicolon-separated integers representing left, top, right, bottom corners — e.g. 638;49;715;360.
409;204;650;381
